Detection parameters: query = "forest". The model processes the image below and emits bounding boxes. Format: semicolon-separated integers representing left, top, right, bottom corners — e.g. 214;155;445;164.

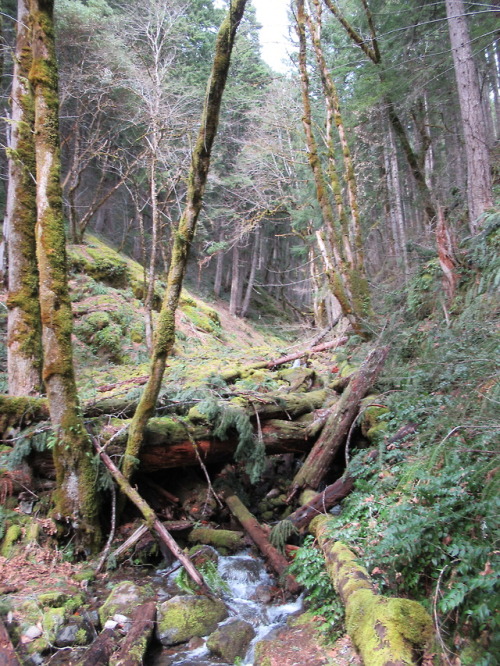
0;0;498;665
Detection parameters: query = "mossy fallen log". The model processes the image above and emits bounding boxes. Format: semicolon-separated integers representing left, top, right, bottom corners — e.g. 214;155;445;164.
0;389;329;435
285;474;354;531
105;417;318;472
310;515;433;666
0;395;49;436
109;601;156;666
75;628;118;666
188;527;245;552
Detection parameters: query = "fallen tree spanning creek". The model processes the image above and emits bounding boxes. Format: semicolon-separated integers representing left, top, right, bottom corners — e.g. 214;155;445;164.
0;343;435;664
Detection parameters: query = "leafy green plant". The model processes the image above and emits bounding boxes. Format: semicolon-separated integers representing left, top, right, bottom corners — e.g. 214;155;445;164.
288;535;344;641
176;560;230;596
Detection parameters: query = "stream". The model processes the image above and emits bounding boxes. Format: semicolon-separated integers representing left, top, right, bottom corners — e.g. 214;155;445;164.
148;550;303;665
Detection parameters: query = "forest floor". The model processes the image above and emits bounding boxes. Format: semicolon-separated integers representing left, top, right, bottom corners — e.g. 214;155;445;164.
1;230;498;666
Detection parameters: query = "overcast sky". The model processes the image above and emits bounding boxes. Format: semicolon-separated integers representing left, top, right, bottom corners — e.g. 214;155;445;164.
251;0;292;73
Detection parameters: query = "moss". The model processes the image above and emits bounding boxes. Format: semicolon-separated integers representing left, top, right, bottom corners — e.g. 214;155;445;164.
37;592;69;608
157;595;228;645
99;581;154;625
1;524;22;557
188;528;244;551
0;395;48;435
73;569;95;583
346;588;432;666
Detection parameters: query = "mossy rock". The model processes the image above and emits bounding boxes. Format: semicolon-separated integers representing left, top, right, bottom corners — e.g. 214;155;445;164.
68;240;129;288
99;581;154;625
1;524;22;558
156;594;228;646
206;618;255;662
359;395;389;441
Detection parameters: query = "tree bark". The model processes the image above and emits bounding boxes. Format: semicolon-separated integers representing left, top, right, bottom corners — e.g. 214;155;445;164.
445;0;493;231
94;441;210;594
285;474;354;530
310;515;433;666
295;0;371;338
29;0;101;550
75;628;118;666
5;0;42;396
291;346;389;491
0;616;22;666
123;0;249;483
224;493;301;594
109;601;156;666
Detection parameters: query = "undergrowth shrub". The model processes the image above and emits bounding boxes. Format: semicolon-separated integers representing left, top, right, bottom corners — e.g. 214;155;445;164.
288;535;344;641
324;224;500;662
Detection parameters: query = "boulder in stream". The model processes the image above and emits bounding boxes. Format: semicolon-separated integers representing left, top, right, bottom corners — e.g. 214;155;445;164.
99;580;154;626
156;594;228;646
206;618;255;662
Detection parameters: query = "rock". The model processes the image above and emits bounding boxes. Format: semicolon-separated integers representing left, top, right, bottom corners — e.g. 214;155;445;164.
251;584;273;604
206;618;255;662
98;580;154;625
54;618;93;647
23;625;43;640
156;595;228;646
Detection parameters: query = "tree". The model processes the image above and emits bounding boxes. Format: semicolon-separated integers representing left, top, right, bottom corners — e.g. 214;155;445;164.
123;0;249;483
29;0;100;549
445;0;493;231
5;0;42;396
294;0;372;338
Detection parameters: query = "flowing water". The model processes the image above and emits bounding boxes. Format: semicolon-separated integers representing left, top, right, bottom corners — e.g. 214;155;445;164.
149;550;303;666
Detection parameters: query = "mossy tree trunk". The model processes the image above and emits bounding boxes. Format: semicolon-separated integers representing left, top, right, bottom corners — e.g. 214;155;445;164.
5;0;43;396
29;0;100;550
123;0;248;483
295;0;371;339
311;515;433;666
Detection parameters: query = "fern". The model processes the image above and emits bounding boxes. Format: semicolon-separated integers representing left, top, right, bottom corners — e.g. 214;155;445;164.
270;519;298;553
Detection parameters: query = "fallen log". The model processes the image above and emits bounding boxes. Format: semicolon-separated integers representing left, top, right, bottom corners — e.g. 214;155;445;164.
286;474;354;531
121;417;319;472
109;601;156;666
266;337;348;369
310;515;433;666
0;617;21;666
0;389;330;435
224;493;301;595
75;628;118;666
291;346;389;493
93;440;210;595
30;415;324;479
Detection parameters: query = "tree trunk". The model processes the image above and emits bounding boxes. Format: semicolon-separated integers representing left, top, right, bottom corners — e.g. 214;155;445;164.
5;0;42;396
225;493;301;594
240;229;260;318
229;241;241;316
445;0;493;231
311;515;433;666
295;0;370;338
292;346;389;491
29;0;100;550
123;0;249;483
94;441;210;594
